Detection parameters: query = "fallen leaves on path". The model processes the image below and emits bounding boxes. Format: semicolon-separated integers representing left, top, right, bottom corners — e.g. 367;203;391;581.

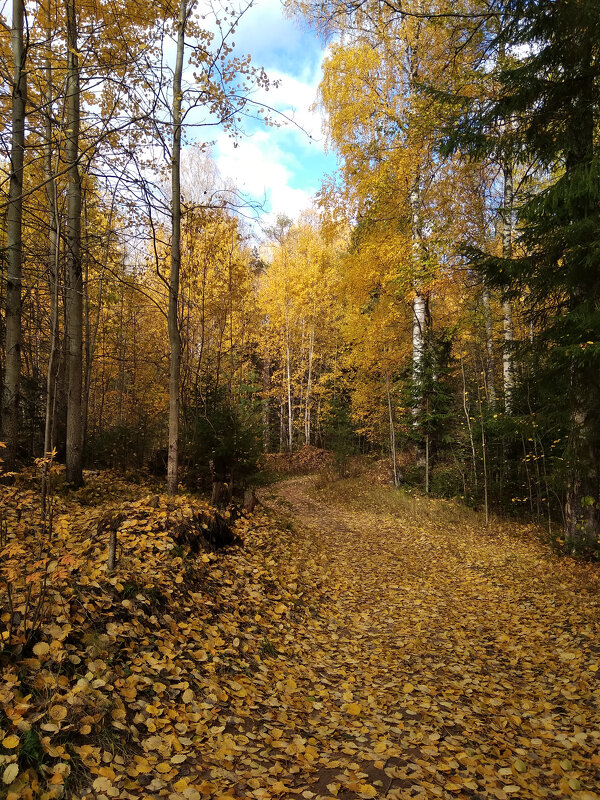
1;473;599;800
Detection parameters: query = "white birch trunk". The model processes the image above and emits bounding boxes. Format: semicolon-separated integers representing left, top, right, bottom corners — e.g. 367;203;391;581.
409;179;426;415
412;292;427;390
167;0;186;495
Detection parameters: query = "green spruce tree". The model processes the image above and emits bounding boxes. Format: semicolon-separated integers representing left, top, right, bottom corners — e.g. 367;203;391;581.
447;0;600;554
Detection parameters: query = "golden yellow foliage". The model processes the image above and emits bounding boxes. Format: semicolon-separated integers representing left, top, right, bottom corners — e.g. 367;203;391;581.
2;470;599;798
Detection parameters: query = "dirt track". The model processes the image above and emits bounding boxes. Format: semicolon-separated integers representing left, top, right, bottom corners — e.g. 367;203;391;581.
253;476;600;800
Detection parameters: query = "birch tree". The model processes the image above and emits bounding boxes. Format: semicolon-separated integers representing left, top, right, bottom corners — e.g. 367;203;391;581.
64;0;83;486
2;0;27;468
166;0;187;495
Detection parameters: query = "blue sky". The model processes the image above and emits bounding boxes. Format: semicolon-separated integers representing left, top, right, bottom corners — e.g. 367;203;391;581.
208;0;338;228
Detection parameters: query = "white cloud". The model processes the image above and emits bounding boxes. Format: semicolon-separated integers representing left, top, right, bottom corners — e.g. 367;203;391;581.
256;67;327;143
213;130;314;226
232;0;309;59
181;0;337;232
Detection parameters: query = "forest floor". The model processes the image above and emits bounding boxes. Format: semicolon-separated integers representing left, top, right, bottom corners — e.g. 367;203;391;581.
1;471;600;800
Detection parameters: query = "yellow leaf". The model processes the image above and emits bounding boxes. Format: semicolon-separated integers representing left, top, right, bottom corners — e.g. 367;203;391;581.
2;735;19;749
2;764;19;785
346;702;361;715
403;682;414;694
99;766;115;780
550;759;563;775
33;642;50;656
559;778;572;794
49;705;67;722
156;762;172;773
357;783;377;798
92;776;112;791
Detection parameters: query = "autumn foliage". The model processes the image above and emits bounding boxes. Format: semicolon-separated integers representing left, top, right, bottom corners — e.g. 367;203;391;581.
1;472;600;799
2;0;600;796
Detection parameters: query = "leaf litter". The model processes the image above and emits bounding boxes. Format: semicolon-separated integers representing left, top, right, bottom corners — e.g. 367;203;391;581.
1;472;599;800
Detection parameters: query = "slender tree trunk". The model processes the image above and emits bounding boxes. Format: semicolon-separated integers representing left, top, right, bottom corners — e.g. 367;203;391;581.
316;393;322;447
65;0;83;486
460;354;477;491
82;198;91;444
502;162;514;414
386;372;398;487
412;292;426;390
478;384;489;526
279;393;285;453
2;0;27;466
286;338;293;454
261;355;270;453
82;201;111;435
409;177;429;474
304;324;314;445
43;48;60;458
409;180;426;415
413;287;428;469
167;0;186;495
107;527;117;573
283;302;293;454
482;284;496;409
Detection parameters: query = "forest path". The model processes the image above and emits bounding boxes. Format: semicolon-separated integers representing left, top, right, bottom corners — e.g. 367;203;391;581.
251;476;600;800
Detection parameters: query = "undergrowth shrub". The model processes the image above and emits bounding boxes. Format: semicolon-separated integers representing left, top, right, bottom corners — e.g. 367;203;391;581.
180;393;262;492
86;417;163;470
0;452;78;656
322;394;360;478
429;463;465;499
